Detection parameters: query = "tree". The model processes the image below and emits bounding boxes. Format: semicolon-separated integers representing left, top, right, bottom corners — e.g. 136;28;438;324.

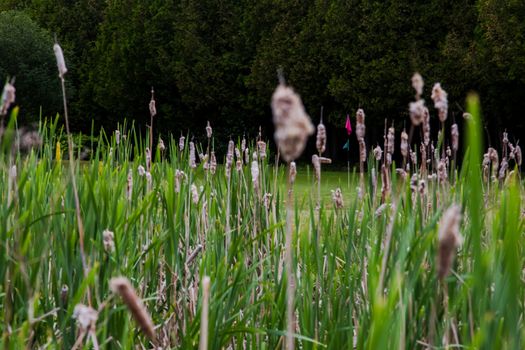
0;10;61;122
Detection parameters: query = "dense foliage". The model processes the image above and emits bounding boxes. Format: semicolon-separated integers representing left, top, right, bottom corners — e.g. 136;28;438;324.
1;0;524;160
0;11;61;122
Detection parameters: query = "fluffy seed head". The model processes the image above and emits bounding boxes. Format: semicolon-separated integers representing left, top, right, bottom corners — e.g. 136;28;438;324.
149;88;156;117
210;152;217;174
191;184;199;204
289;161;297;184
316;120;326;154
257;140;267;159
437;205;462;279
179;136;185;151
437;158;448;183
206;121;212;138
189;142;196;169
411;72;424;99
400;130;408;157
431;83;448;122
53;43;68;78
373;145;383;161
251;160;259;194
174;169;185;193
409;99;425;126
0;81;15;116
355;109;366;141
263;193;272;210
103;229;115;253
387;127;395;155
73;304;98;332
422;107;431;146
331;188;344;209
271;84;314;162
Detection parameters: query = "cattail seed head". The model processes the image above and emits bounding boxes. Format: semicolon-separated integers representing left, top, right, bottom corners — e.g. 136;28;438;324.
145;148;151;170
210;152;217;174
241;137;246;152
257;140;267;159
271;83;314;162
316;120;326;154
289;161;297;184
418;179;426;196
422;107;431;146
409;99;425;126
411;72;424;99
127;169;133;200
386;127;395;155
103;229;115;253
359;139;367;163
73;304;98;332
251;160;259;194
410;174;418;193
175;169;185;193
515;145;522;166
451;123;459;152
244;147;250;164
312;155;321;181
61;284;69;305
499;158;508;180
331;188;344;209
400;130;408;158
263;193;272;209
0;80;15;116
179;136;185;151
355;109;366;141
149;88;156;117
53;43;68;78
431;83;448;122
437;158;448;183
437;205;462;279
206;121;212;138
191;184;199;204
373;145;383;161
115;130;120;145
189;142;196;169
235;147;241;161
110;277;156;342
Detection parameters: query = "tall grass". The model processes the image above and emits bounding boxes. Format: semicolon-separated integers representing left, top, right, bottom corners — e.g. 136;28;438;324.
0;95;523;349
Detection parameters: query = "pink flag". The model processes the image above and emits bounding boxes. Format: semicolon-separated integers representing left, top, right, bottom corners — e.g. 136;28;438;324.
345;114;352;135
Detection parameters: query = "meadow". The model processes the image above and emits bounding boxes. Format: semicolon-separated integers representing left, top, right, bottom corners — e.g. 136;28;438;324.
1;40;524;349
0;89;524;350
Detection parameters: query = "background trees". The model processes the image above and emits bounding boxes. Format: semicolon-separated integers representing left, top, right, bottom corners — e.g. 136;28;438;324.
1;0;524;161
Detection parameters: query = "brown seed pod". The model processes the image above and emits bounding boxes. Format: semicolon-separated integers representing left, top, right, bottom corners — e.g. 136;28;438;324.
437;205;462;280
110;277;156;343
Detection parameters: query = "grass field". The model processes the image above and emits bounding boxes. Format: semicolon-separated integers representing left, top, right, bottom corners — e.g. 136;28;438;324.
0;95;524;350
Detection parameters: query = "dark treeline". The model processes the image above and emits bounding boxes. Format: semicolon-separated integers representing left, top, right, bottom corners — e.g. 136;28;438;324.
1;0;524;162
